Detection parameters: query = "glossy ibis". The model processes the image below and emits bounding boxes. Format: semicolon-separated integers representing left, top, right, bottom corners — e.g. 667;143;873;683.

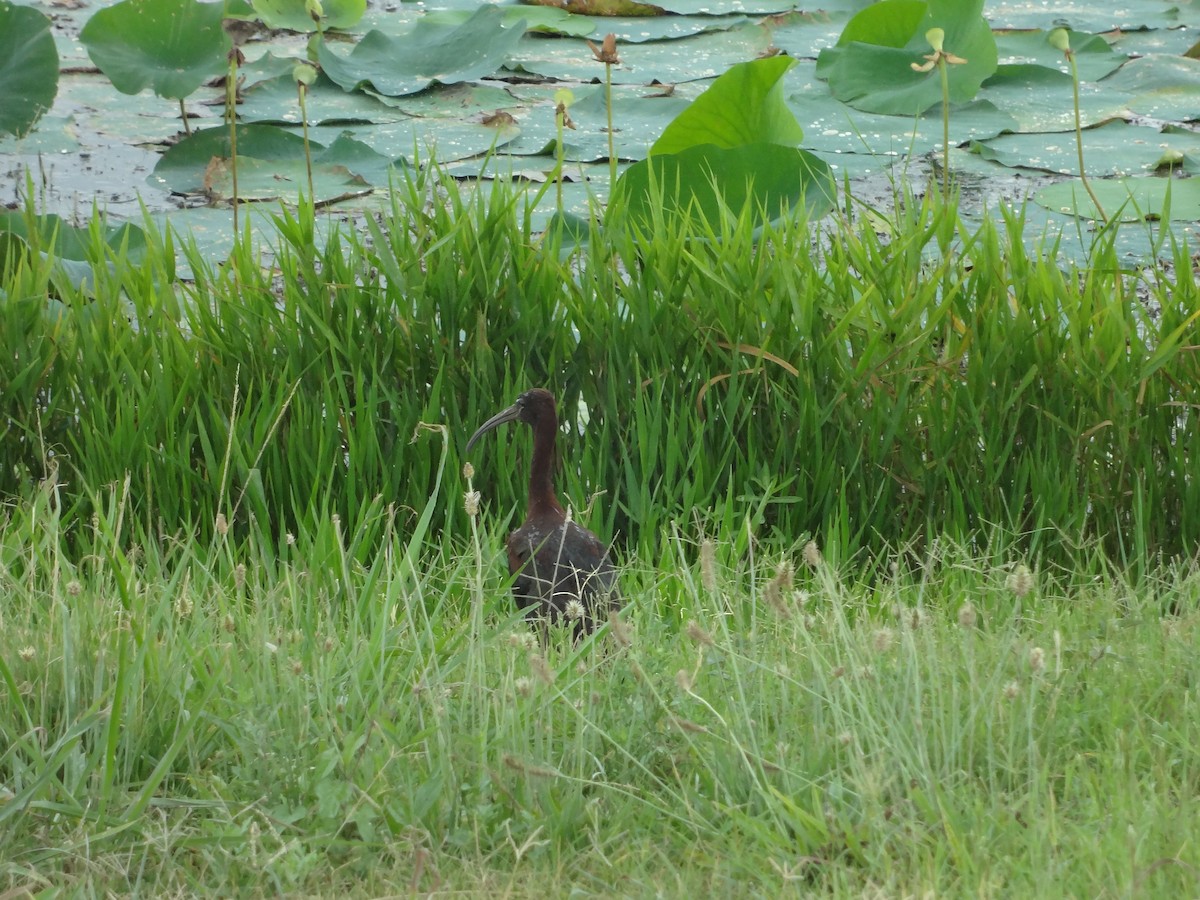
465;389;617;635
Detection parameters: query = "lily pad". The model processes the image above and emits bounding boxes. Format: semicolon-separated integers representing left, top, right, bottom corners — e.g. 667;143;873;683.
0;3;59;139
522;0;664;16
613;57;836;226
986;1;1188;32
239;71;406;126
614;142;837;224
425;5;593;37
816;0;998;116
507;19;774;84
993;29;1124;83
980;64;1132;132
0;210;147;261
970;121;1200;177
1102;55;1200;121
653;54;803;154
318;6;527;97
251;0;366;32
79;0;231;99
149;124;379;203
1034;177;1200;222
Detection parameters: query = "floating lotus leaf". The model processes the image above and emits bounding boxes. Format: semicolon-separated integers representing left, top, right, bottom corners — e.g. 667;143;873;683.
614;57;836;227
251;0;366;32
80;0;230;99
0;3;59;138
1034;177;1200;222
992;29;1123;83
652;55;804;155
816;0;997;116
318;6;526;97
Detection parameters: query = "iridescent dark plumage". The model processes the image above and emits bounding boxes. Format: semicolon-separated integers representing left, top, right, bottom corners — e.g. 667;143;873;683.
466;389;617;634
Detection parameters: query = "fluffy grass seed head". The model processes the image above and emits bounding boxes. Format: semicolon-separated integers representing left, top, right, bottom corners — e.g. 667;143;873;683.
608;610;632;647
958;602;978;629
1029;646;1046;674
700;538;717;591
565;599;586;621
66;580;82;597
686;620;715;647
18;646;35;662
530;653;556;686
802;539;822;568
1007;563;1035;598
872;627;895;654
675;668;693;692
215;513;229;536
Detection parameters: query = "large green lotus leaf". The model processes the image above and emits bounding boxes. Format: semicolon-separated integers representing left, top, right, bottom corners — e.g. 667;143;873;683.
1033;177;1200;222
252;0;366;32
992;29;1123;83
80;0;230;99
239;71;406;126
490;83;687;161
522;0;663;15
312;132;407;186
595;13;750;42
150;125;317;194
1102;55;1200;121
0;210;146;261
970;121;1200;176
424;5;593;37
651;56;804;155
794;89;1018;158
366;82;528;118
816;0;998;116
767;9;852;58
0;117;78;154
318;6;526;97
653;0;799;12
1110;25;1200;59
506;20;772;83
987;1;1187;32
980;64;1131;132
202;156;371;202
0;3;59;138
306;117;519;165
613;142;837;226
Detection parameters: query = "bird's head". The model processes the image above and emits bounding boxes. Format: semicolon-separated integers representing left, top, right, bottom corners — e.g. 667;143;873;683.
466;388;558;452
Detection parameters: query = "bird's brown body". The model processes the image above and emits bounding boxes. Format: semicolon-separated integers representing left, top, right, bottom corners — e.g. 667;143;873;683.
466;389;617;634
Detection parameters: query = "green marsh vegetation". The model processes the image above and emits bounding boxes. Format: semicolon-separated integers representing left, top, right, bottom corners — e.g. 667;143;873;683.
3;165;1200;894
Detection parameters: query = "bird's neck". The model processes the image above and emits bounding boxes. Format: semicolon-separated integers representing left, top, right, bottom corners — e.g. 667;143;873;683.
528;418;565;520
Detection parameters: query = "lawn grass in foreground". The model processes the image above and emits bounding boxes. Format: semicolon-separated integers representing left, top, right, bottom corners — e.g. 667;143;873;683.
2;481;1198;895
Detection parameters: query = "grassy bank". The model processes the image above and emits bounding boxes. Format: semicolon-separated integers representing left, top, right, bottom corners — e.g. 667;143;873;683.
2;480;1198;894
2;171;1199;894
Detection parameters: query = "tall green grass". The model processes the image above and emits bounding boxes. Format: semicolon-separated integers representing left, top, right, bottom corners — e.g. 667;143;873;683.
2;169;1197;568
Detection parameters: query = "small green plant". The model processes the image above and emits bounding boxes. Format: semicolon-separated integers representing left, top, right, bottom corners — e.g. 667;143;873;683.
293;61;319;201
552;88;576;215
587;32;621;188
1049;27;1109;224
912;27;967;205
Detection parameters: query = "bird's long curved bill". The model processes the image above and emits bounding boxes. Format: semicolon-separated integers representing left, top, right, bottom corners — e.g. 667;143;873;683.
466;403;522;452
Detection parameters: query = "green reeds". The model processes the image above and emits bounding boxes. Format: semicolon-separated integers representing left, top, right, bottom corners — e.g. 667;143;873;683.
1;166;1197;566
